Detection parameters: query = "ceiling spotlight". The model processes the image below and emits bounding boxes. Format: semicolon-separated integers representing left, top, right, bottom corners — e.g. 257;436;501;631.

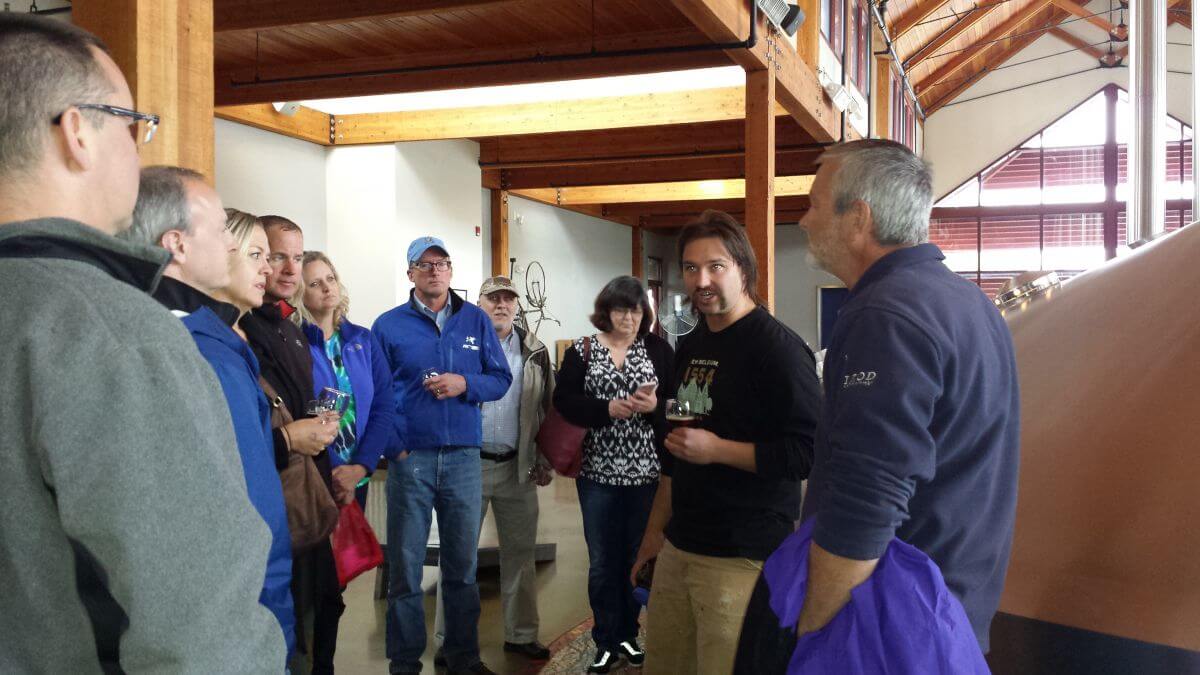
756;0;805;37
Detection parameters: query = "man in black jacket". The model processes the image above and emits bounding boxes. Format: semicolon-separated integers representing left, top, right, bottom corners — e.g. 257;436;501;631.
240;214;342;675
632;211;821;674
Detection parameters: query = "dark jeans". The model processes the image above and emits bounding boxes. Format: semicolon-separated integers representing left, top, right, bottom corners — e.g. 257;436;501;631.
291;539;345;674
386;447;483;673
576;476;657;651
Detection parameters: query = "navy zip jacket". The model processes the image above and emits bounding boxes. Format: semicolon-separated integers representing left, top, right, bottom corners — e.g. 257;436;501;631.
372;290;512;453
182;307;296;660
801;243;1020;652
303;319;397;472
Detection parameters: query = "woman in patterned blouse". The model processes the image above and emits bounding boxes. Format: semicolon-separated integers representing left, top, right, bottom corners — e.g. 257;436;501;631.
554;275;674;673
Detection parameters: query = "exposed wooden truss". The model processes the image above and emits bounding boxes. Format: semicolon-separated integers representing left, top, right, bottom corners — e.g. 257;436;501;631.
511;175;815;206
891;0;957;40
215;103;332;145
213;0;516;32
1047;27;1107;60
904;2;1006;71
1046;0;1127;39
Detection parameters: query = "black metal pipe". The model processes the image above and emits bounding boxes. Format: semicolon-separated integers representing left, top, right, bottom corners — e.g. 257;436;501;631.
231;4;760;90
869;0;926;119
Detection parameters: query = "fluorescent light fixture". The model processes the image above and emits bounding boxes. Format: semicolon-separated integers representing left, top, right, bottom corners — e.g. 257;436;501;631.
271;101;301;116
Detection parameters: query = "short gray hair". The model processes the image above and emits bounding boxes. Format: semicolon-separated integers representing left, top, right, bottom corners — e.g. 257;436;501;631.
818;139;933;246
0;13;112;177
123;166;206;247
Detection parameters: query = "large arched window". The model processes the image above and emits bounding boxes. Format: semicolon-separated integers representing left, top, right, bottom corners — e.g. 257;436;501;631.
930;84;1192;298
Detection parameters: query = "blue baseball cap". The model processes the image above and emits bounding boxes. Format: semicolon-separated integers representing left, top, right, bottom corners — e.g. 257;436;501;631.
407;236;449;264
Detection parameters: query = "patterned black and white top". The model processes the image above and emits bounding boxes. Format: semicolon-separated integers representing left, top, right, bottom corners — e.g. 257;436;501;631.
577;335;660;486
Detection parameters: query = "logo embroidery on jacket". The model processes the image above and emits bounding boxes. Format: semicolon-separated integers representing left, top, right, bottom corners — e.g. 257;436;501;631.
462;335;479;351
842;371;877;389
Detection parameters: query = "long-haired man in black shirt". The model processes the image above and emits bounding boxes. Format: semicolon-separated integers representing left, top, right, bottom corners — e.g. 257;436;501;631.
632;210;821;674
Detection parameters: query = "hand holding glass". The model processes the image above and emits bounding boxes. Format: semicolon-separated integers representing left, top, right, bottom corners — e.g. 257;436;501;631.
307;387;348;423
666;399;699;428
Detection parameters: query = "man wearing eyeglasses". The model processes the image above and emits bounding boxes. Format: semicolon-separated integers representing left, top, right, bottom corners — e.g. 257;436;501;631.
0;13;284;672
373;237;513;675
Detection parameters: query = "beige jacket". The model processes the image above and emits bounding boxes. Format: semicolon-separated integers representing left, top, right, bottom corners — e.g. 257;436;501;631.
513;325;555;484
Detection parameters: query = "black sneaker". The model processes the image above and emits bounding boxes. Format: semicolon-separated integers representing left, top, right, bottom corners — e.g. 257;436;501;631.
447;662;497;675
503;641;551;660
588;649;618;673
618;640;645;666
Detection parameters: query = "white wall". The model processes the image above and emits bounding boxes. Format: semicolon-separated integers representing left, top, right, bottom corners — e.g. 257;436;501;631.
214;119;329;250
503;196;633;357
776;224;842;349
924;13;1193;198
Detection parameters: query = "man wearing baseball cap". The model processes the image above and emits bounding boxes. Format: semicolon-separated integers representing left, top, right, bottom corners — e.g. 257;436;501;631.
372;236;513;675
433;276;557;664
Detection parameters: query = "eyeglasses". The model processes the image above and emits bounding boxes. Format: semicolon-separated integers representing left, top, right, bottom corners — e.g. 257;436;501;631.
411;260;452;272
52;104;160;145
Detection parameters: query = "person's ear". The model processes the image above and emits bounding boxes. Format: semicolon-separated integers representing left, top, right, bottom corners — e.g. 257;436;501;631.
56;108;96;172
159;230;186;262
406;267;416;283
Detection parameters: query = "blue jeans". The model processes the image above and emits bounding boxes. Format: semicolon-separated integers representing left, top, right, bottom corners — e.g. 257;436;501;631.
386;447;483;673
576;476;657;651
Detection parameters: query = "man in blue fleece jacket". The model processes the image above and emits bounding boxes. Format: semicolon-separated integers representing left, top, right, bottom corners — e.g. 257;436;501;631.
797;140;1019;653
373;236;512;675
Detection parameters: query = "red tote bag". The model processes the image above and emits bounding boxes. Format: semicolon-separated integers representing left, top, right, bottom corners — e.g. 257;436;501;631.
331;501;384;587
536;339;592;478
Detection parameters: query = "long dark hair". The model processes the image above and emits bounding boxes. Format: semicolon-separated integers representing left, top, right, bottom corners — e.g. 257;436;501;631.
676;209;760;305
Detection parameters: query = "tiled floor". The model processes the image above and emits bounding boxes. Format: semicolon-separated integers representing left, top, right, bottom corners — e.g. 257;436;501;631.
332;474;595;674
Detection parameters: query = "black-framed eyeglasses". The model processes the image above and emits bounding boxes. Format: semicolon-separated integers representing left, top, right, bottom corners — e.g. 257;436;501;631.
52;104;160;145
411;260;452;272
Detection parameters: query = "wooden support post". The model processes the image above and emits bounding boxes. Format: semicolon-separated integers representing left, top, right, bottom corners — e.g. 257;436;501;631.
875;56;892;138
796;0;822;67
490;190;510;277
74;0;215;178
745;68;776;313
633;222;645;279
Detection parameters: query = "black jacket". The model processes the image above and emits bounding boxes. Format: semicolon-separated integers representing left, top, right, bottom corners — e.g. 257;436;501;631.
241;301;323;475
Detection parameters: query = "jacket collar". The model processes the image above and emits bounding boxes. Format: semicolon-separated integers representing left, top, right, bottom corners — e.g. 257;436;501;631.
514;325;546;360
302;317;367;347
407;288;465;318
184;307;259;362
0;218;168;292
153;275;241;326
850;243;946;298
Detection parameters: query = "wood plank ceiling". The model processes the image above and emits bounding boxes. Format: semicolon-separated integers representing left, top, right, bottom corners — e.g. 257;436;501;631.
212;0;1189;232
213;0;828;231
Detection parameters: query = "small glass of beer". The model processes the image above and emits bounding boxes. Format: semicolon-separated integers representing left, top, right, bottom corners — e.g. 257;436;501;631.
666;399;699;428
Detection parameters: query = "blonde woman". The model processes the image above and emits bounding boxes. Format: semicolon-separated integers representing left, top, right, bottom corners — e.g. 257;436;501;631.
296;250;396;508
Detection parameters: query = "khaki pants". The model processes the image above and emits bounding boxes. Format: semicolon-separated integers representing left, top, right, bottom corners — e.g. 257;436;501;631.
643;541;763;675
435;455;540;644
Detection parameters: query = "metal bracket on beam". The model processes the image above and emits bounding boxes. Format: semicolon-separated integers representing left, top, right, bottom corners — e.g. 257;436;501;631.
330;116;339;145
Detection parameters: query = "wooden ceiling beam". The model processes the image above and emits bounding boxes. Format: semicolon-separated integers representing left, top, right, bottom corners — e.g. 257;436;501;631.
918;0;1056;96
506;191;640;228
923;6;1067;113
604;195;810;217
1046;0;1126;39
904;2;1004;71
215;42;726;106
329;87;788;144
1048;27;1107;60
484;117;820;165
512;175;814;206
489;151;821;190
891;0;957;40
215;103;332;145
642;210;809;229
669;0;842;141
213;0;517;32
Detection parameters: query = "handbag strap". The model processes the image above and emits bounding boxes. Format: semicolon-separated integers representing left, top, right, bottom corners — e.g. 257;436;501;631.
259;375;294;427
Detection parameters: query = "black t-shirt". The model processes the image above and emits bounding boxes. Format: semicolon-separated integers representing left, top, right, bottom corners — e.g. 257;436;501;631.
663;306;820;560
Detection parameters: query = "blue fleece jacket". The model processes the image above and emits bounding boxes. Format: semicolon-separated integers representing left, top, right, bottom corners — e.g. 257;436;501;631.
303;319;397;472
371;290;512;453
182;308;296;659
801;244;1019;652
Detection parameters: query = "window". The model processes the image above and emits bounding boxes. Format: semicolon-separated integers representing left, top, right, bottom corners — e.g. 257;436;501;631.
930;85;1192;298
847;0;869;89
891;76;917;152
825;0;844;64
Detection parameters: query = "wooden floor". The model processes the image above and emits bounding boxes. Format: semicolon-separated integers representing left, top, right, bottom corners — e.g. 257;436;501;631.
333;475;594;674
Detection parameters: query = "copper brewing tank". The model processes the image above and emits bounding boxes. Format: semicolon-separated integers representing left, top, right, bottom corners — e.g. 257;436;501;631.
988;223;1200;672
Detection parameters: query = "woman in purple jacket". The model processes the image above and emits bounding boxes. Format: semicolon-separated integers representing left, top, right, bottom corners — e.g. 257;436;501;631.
296;251;397;508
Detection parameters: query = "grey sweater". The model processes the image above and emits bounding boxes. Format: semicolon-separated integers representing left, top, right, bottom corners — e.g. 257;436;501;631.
0;219;286;673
